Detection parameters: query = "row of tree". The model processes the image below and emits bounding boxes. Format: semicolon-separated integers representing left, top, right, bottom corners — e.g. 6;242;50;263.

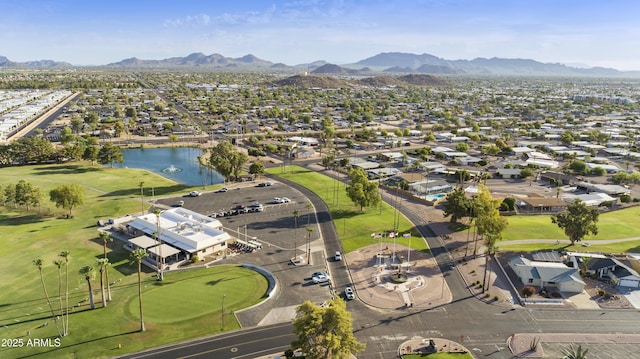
0;135;125;168
1;181;85;217
32;231;150;340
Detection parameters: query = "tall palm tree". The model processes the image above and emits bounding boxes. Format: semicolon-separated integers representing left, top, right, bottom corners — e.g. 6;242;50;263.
33;258;63;337
305;227;314;263
78;265;95;310
306;202;313;225
293;210;299;256
139;181;145;214
154;209;164;281
52;259;66;335
96;258;109;308
98;231;113;301
58;250;70;336
130;248;148;332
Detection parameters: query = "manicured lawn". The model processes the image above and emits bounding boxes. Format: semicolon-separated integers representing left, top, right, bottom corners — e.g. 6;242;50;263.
0;163;268;359
137;265;267;324
502;206;640;241
499;240;640;254
267;166;429;253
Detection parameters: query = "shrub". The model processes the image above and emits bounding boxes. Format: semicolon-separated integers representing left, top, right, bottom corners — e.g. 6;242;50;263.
190;255;199;263
620;194;631;203
600;200;614;208
494;295;499;301
598;289;605;296
522;285;536;297
485;293;491;298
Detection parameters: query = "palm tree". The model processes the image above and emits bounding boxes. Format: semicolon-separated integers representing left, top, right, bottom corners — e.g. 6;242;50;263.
154;209;164;281
305;227;314;263
58;250;70;336
53;259;66;335
561;344;588;359
139;181;145;214
98;231;113;301
78;265;95;310
293;210;299;256
96;258;109;308
130;248;149;332
33;258;63;337
306;202;313;225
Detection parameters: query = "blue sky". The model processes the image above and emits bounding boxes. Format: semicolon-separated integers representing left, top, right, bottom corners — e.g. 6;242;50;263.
2;0;639;70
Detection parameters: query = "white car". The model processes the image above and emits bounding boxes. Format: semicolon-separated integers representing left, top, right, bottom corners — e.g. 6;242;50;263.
281;197;291;203
311;271;330;284
188;191;201;197
273;197;285;204
335;251;342;261
344;286;355;300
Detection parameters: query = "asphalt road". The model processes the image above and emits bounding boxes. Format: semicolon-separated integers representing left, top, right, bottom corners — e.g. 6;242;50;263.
117;322;295;359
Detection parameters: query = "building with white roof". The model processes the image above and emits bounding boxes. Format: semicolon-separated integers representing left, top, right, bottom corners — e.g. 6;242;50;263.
126;207;231;260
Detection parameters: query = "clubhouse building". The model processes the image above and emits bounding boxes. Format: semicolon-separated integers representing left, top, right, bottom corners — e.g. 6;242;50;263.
125;207;231;266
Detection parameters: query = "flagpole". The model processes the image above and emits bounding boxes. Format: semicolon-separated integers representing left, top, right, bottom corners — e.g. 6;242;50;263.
407;234;411;265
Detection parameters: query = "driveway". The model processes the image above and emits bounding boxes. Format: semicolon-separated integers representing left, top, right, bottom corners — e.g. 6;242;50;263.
622;287;640;308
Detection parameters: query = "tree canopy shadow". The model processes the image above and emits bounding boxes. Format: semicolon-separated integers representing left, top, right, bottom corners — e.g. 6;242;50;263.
101;184;188;198
331;208;363;220
31;164;102;176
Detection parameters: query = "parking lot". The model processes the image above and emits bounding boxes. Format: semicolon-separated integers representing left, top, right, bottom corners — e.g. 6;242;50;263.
153;180;335;325
156;181;316;251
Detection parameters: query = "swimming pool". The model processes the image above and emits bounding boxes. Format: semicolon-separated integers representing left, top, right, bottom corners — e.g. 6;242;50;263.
425;193;447;201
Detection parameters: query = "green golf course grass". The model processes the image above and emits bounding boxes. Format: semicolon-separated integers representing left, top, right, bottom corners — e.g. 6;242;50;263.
0;163;267;359
267;166;429;253
137;265;267;324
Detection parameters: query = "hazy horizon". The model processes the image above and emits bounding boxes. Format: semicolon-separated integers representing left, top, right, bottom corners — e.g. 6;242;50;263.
2;0;640;71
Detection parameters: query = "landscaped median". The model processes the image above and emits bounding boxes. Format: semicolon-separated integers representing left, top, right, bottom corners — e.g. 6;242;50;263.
266;166;429;253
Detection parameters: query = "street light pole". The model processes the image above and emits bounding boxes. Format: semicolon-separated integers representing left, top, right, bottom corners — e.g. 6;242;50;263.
221;293;226;331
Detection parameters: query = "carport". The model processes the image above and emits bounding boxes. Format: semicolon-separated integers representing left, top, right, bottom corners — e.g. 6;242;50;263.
128;235;158;250
147;243;181;263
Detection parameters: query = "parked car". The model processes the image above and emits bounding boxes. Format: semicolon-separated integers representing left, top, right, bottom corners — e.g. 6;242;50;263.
281;197;291;203
232;205;248;214
335;251;342;261
188;191;202;197
344;286;355;300
311;271;330;284
249;202;264;212
258;181;273;187
175;200;184;207
217;187;228;193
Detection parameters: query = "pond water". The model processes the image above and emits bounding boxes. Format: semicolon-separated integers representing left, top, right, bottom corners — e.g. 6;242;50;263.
109;147;224;186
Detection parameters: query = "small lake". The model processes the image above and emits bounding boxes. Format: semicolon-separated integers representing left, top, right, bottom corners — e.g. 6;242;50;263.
109;147;224;186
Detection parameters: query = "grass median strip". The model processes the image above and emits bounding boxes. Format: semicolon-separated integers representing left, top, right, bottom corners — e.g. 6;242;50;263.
267;166;429;253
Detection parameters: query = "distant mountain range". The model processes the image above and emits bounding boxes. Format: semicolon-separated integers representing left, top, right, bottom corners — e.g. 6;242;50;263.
1;52;639;77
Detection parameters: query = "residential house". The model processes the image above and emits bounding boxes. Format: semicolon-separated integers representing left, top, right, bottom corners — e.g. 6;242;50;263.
508;256;585;293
